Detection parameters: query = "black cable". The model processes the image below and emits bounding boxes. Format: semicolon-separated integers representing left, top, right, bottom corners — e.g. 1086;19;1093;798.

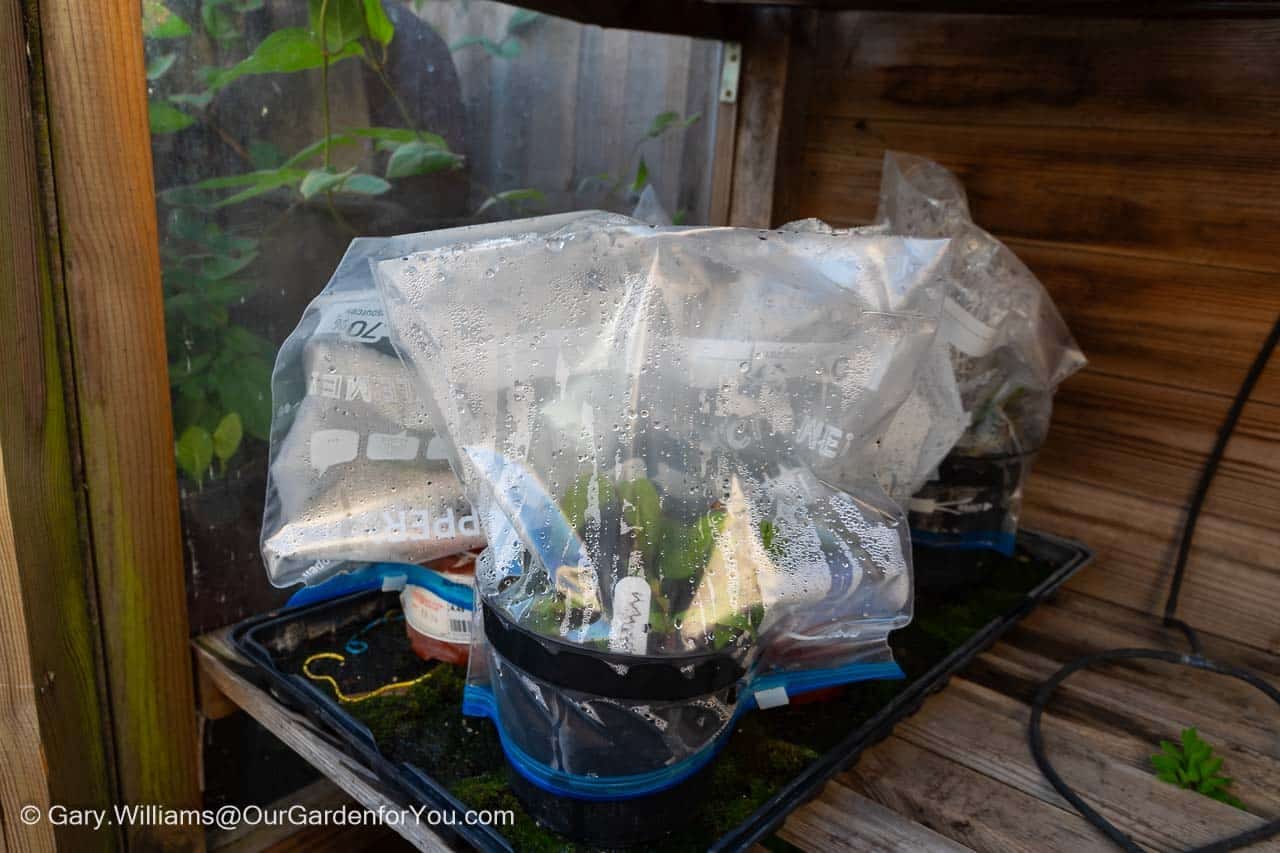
1028;312;1280;853
1164;313;1280;639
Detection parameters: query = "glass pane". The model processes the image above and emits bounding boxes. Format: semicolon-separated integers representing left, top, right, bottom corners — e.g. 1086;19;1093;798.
142;0;723;632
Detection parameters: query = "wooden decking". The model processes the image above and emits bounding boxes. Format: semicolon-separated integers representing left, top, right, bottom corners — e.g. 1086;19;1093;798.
780;589;1280;852
195;588;1280;852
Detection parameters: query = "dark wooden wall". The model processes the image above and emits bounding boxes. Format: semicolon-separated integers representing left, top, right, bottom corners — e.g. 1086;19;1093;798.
774;12;1280;653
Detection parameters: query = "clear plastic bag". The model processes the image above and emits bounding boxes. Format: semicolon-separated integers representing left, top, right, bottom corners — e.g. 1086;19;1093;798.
375;211;950;797
873;153;1086;552
779;217;968;506
261;218;586;586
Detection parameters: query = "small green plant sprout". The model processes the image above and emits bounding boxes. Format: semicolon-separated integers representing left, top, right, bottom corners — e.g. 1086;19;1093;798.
1150;727;1245;810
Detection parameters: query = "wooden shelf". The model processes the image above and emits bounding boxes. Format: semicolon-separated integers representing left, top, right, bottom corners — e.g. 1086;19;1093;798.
194;630;449;852
193;586;1280;851
507;0;1280;40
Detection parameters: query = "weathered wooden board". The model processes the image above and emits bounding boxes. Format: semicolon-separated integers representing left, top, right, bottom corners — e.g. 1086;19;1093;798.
416;4;722;226
708;85;739;226
481;0;1280;32
1008;242;1280;406
844;736;1112;851
34;0;201;845
840;589;1280;852
785;9;1280;652
0;1;118;849
726;7;794;228
1023;473;1280;652
896;678;1270;846
792;116;1280;273
808;13;1280;135
1039;373;1280;525
208;778;408;853
780;782;974;852
0;446;57;853
963;651;1280;817
1024;589;1280;680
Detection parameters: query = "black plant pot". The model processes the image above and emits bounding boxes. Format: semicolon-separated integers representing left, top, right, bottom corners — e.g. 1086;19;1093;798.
506;753;715;847
911;544;998;592
482;604;740;844
908;450;1036;590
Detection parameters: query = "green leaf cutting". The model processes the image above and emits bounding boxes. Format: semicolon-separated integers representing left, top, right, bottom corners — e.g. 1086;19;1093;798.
1150;728;1246;810
631;156;649;193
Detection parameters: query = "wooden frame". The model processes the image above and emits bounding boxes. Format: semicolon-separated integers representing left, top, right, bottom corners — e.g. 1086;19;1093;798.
0;4;749;850
511;0;1280;40
710;6;817;229
2;0;200;848
28;3;1255;850
1;3;779;847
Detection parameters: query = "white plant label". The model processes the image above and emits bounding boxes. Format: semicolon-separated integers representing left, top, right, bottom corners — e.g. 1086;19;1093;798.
608;575;652;655
941;297;999;358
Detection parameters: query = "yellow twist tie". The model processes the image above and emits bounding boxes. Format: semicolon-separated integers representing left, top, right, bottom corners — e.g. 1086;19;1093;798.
302;651;436;703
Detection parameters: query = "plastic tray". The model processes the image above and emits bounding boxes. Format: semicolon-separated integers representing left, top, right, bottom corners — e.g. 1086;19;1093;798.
230;529;1092;851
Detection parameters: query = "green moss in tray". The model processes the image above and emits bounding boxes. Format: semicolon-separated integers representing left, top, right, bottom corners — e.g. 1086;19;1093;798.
282;544;1060;850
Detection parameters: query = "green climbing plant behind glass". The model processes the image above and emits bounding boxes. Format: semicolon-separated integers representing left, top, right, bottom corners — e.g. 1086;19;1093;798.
145;0;477;486
145;0;704;485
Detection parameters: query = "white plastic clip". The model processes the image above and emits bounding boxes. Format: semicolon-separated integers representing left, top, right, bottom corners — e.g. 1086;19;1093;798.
754;686;789;709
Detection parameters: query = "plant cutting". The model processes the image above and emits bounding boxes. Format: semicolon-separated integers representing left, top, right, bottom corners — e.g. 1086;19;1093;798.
373;210;954;842
1151;727;1245;810
866;152;1086;558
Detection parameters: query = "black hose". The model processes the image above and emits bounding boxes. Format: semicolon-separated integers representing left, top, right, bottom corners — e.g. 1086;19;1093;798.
1027;312;1280;853
1164;313;1280;628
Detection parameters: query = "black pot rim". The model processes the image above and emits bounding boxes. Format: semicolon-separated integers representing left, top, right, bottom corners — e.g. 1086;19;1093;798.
482;603;744;701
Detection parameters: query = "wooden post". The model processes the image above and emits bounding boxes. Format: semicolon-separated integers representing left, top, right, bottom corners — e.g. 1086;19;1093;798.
0;445;58;853
707;42;740;227
724;7;816;229
1;1;119;850
2;0;203;848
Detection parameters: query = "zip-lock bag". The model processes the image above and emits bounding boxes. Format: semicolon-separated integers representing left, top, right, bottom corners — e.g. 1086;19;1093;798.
259;217;591;587
374;211;952;803
874;153;1086;554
